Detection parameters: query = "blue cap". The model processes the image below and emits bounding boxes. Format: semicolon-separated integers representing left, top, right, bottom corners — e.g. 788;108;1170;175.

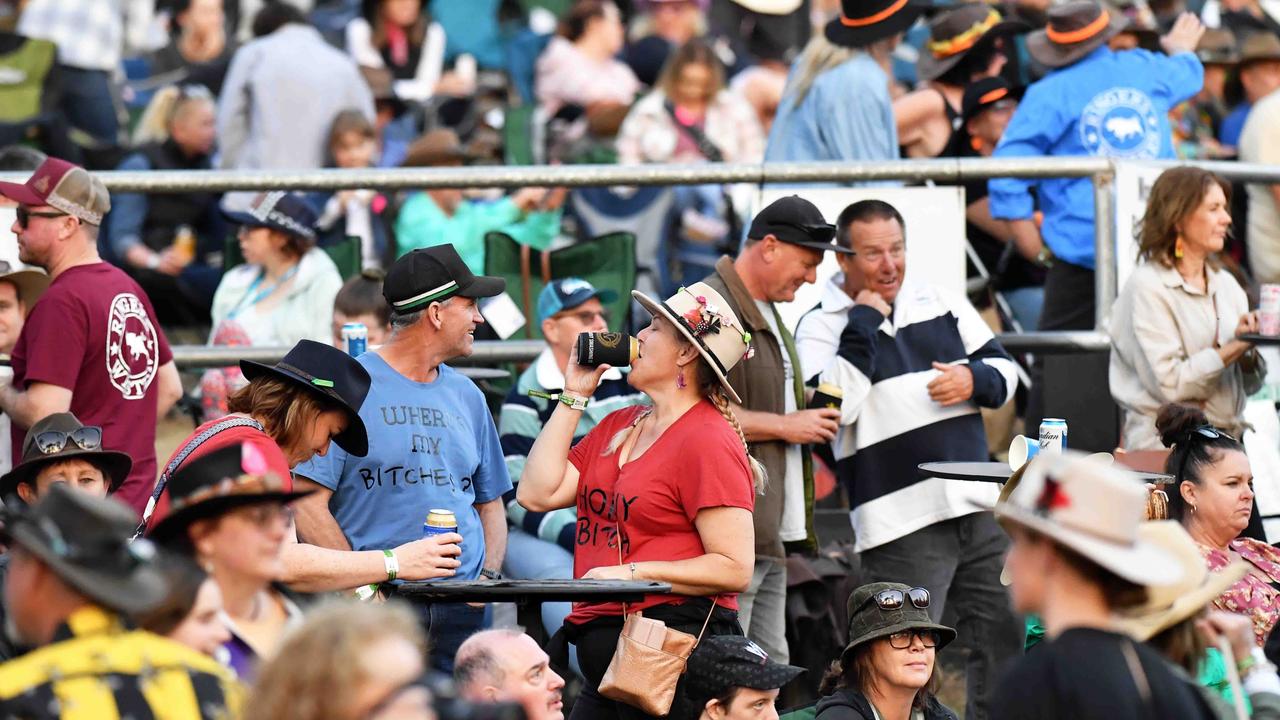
221;191;318;240
537;278;618;324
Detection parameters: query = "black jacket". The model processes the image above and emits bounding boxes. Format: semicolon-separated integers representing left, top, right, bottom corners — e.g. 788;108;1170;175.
814;688;959;720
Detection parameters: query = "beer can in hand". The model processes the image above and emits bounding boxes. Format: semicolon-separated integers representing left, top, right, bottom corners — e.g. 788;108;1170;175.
576;332;638;367
341;322;368;357
809;382;844;410
423;509;458;540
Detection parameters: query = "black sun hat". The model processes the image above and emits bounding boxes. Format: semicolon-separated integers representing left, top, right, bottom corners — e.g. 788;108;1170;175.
146;442;312;543
685;636;805;710
842;582;957;658
1;483;167;613
826;0;929;49
240;339;371;457
916;4;1029;82
0;413;132;501
960;76;1024;123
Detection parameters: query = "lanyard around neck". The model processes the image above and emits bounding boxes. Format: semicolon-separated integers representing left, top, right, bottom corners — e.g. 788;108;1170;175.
229;263;299;319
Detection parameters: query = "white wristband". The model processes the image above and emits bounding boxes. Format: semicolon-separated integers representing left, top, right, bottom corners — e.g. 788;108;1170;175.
382;549;399;582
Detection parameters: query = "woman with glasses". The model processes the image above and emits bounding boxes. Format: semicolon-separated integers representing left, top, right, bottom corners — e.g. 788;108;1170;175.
1156;402;1280;662
1110;166;1263;449
815;582;958;720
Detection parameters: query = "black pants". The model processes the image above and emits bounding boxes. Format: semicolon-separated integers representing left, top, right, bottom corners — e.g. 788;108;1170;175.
566;600;742;720
1025;259;1096;432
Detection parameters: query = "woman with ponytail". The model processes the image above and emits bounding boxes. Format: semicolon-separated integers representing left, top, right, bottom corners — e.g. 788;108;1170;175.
519;281;762;720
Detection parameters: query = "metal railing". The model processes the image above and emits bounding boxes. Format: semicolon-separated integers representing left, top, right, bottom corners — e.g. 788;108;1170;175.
13;157;1274;368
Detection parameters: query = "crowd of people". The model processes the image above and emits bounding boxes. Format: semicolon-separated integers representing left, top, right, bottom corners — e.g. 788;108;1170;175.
3;0;1280;718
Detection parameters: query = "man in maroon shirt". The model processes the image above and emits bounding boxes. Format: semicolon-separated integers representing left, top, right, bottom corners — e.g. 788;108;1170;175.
0;158;182;516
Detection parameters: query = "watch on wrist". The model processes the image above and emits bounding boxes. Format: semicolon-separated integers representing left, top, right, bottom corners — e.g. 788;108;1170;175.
479;568;503;580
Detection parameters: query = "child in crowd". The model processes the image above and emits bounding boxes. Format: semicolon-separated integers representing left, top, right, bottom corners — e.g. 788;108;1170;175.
331;269;392;350
313;110;395;270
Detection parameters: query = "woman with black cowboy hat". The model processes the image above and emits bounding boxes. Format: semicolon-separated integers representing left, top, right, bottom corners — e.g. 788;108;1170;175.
145;339;463;595
814;582;959;720
148;441;313;682
765;0;927;164
520;282;765;720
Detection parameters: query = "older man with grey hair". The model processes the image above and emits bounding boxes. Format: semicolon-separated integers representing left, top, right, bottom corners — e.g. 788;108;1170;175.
455;628;566;720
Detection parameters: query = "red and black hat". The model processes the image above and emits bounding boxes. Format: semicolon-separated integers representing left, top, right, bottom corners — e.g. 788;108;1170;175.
825;0;929;49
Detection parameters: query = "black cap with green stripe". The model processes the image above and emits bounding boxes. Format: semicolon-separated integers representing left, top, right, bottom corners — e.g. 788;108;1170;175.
384;245;506;313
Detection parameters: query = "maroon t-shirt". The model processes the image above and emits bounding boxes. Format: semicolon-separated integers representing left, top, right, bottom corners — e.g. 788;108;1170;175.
11;263;173;515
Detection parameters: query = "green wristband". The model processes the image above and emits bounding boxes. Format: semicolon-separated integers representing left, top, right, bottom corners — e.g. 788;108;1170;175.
382;549;399;581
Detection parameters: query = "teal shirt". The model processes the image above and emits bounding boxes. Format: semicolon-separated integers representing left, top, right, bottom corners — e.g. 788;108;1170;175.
394;193;562;273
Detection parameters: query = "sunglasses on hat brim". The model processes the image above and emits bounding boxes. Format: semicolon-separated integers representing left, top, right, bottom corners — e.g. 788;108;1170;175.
859;586;931;613
33;427;102;455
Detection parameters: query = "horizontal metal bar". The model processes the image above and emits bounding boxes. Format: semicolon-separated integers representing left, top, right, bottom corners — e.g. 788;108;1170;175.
995;331;1111;354
170;340;545;369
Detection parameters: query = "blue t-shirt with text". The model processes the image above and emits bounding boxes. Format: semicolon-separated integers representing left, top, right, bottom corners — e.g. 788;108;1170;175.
295;353;510;581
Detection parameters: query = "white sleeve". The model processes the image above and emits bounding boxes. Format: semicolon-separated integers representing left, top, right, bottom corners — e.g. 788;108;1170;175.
346;18;385;68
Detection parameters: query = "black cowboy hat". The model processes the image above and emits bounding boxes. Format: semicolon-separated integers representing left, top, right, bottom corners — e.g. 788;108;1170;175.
240;339;372;457
960;76;1025;123
1027;0;1126;69
1;484;167;613
917;4;1029;82
0;413;132;501
825;0;930;49
146;442;312;543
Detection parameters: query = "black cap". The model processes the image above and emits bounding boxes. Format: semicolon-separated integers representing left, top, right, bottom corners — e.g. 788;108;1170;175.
961;76;1023;123
747;196;851;255
383;245;506;313
685;636;804;709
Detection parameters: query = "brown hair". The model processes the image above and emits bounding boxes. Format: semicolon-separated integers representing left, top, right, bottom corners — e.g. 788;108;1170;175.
327;109;376;156
335;269;391;327
368;0;428;52
227;376;336;457
133;553;208;636
560;0;614;41
818;639;942;708
244;600;426;720
1136;166;1231;268
1147;614;1208;675
1018;529;1148;610
657;39;725;104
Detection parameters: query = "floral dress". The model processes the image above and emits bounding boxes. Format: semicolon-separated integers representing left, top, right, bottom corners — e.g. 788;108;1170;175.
1201;538;1280;647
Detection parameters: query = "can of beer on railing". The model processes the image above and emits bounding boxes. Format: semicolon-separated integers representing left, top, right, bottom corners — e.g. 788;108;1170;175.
1039;418;1068;455
341;322;368;357
423;509;458;539
809;382;844;410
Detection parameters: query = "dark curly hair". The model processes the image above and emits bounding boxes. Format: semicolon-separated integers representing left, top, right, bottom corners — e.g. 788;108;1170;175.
1155;402;1246;521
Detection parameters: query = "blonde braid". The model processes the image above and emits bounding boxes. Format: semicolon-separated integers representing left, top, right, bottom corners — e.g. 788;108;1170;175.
710;387;767;494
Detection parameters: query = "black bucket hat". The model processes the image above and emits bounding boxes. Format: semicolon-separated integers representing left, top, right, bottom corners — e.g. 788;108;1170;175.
146;442;312;543
0;413;132;500
916;4;1028;82
842;582;957;658
240;339;372;457
1;483;166;613
825;0;928;48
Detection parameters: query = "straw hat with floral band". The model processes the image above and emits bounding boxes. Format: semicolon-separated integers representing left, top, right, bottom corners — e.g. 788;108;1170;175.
1113;521;1247;642
916;4;1029;83
0;412;132;502
825;0;930;49
841;581;957;660
1026;0;1127;68
147;442;312;543
632;282;754;404
239;339;372;457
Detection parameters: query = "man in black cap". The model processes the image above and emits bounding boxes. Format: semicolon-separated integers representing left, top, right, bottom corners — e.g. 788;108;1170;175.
685;635;805;720
295;244;511;674
0;485;242;717
700;194;849;665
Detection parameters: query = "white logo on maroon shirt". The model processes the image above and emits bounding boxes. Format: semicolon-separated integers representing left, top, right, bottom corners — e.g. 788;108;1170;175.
106;293;159;400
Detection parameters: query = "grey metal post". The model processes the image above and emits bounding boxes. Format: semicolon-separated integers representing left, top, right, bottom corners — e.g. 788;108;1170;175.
1092;166;1117;330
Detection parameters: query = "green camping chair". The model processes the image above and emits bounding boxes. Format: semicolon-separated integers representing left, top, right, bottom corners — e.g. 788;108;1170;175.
483;231;637;340
222;235;363;280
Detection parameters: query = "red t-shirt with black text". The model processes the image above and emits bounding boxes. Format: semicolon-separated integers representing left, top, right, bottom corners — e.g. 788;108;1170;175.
565;401;754;625
11;263;173;516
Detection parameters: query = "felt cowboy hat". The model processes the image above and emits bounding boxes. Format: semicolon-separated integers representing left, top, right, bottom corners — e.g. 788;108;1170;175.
1239;31;1280;68
1;483;167;613
632;283;753;405
1026;0;1127;69
916;4;1029;83
1197;29;1240;66
146;442;312;543
959;76;1025;124
982;451;1184;587
0;413;132;501
840;582;957;659
240;339;372;457
825;0;929;49
0;261;49;310
1113;521;1248;641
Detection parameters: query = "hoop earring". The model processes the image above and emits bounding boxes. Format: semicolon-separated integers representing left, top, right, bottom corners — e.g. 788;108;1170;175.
676;366;687;389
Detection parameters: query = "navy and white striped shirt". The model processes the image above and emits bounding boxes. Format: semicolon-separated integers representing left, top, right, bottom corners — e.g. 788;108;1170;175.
796;277;1017;551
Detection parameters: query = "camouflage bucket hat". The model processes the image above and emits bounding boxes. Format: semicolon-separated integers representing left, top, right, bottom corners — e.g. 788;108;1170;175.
842;582;957;658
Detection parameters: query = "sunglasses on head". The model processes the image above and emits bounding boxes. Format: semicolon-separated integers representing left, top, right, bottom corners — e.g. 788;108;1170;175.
15;206;67;229
33;427;102;455
862;586;931;613
1176;425;1236;482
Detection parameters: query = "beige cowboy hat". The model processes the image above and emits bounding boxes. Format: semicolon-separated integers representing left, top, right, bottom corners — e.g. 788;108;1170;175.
1113;521;1247;641
632;283;752;404
982;451;1184;587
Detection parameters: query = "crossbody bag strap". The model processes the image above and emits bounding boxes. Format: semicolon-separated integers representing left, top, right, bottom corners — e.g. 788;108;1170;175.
135;417;266;537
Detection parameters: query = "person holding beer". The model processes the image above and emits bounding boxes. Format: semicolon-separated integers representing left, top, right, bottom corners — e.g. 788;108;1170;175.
519;282;764;720
1110;166;1262;449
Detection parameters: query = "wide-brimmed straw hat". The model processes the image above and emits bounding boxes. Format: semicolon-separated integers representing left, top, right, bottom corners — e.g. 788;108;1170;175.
1027;0;1126;68
825;0;929;49
983;451;1184;587
632;283;753;404
0;413;132;500
147;442;311;543
841;582;957;658
917;4;1029;82
1113;521;1247;641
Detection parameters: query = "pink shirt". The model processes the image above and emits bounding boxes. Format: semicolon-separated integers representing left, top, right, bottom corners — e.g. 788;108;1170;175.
1202;537;1280;647
534;36;640;116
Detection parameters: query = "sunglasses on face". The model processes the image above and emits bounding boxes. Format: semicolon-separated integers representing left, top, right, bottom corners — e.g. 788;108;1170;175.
887;629;941;650
1176;425;1236;481
15;207;66;229
863;586;931;613
33;427;103;455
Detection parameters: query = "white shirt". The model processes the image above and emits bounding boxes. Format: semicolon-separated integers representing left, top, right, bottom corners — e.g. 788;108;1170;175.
757;299;806;543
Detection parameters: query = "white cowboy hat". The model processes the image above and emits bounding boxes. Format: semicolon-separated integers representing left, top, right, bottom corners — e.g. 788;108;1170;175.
632;283;752;404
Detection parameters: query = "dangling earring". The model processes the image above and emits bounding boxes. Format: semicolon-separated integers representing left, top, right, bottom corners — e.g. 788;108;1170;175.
1189;501;1197;515
1175;237;1185;259
676;366;687;389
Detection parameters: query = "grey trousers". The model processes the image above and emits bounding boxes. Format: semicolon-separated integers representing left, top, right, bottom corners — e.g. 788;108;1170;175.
859;512;1022;720
738;556;790;663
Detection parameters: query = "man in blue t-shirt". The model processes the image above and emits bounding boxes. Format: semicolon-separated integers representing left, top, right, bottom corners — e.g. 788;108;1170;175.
295;244;511;673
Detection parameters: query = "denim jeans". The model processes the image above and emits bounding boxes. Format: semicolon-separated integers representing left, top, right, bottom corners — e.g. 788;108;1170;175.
737;557;789;663
1001;285;1045;333
859;512;1022;720
399;599;489;674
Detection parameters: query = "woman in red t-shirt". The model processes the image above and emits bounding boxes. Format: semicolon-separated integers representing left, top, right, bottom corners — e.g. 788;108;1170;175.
520;282;764;720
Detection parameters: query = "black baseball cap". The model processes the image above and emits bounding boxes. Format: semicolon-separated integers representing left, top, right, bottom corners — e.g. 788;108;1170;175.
747;196;850;255
383;245;506;313
685;636;805;710
961;76;1023;124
